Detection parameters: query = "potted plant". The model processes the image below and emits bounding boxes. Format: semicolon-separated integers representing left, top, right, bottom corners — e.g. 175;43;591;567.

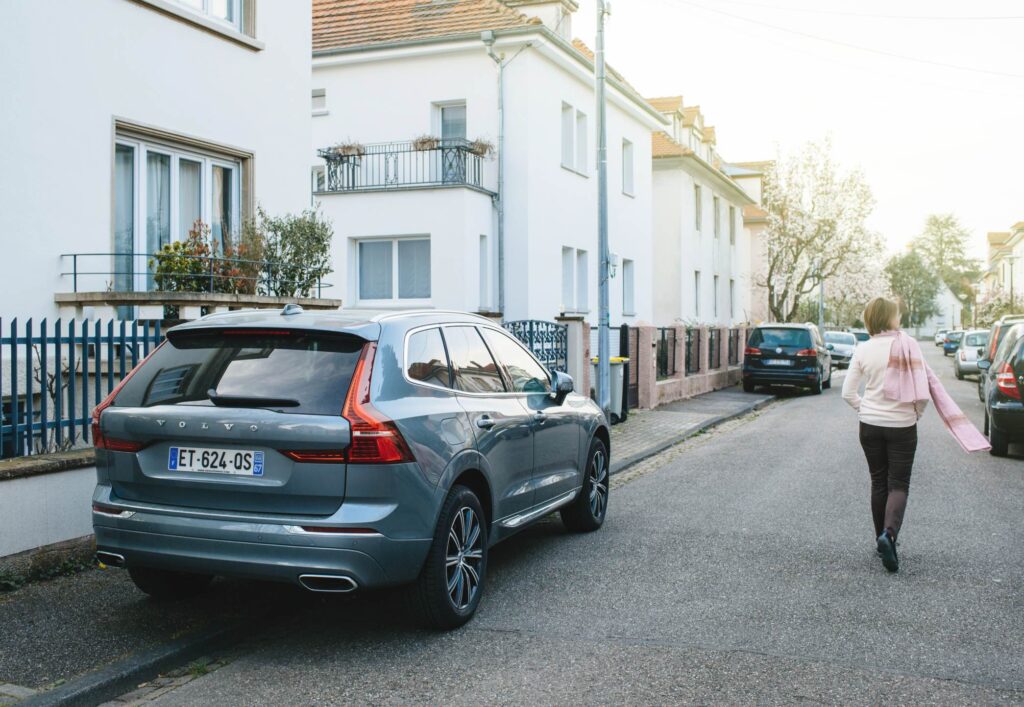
331;141;365;160
469;138;495;158
413;134;440;151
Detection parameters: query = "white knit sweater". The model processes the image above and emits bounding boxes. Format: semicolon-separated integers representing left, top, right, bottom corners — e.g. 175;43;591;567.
841;336;927;427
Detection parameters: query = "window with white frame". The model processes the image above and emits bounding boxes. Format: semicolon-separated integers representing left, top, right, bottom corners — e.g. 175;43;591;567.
729;205;736;245
113;134;241;293
713;196;721;238
356;237;431;303
561;246;575;311
310;166;325;204
622;139;635;196
439;102;467;141
713;275;720;318
622;258;635;315
575;110;588;173
312;89;327;115
560;102;588;175
560;246;589;312
173;0;242;31
694;185;702;231
694;271;701;317
729;278;736;319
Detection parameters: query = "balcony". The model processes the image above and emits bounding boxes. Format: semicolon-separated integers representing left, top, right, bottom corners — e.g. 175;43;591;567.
56;252;342;320
317;139;496;195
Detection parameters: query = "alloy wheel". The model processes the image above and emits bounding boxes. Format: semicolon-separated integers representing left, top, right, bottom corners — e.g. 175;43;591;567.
446;507;483;611
589;448;609;518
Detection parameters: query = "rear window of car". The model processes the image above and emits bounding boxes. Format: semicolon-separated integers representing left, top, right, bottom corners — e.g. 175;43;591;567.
824;332;855;345
964;333;988;347
947;332;963;341
748;328;812;348
114;330;364;415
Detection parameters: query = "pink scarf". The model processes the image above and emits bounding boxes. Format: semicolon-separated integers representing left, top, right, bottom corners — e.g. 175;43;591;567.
877;331;990;452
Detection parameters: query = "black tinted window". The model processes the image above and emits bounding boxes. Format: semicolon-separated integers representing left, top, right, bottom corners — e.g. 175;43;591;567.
443;326;505;394
748;328;811;348
115;331;363;415
994;325;1024;364
407;328;451;388
480;329;551;394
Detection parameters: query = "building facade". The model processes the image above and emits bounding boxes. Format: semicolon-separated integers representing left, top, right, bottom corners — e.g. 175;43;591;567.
310;0;665;323
648;98;755;326
0;0;313;320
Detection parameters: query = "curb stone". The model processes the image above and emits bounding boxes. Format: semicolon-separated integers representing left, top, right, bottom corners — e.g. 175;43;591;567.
610;394;777;475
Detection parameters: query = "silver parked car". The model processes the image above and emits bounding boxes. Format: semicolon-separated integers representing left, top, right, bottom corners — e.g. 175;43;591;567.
954;329;990;379
824;331;857;369
91;308;610;628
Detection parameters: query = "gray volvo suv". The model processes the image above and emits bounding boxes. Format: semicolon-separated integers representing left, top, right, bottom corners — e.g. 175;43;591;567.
91;308;609;628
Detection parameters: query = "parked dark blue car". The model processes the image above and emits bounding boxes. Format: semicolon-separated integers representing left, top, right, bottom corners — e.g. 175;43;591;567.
742;323;832;394
943;330;964;356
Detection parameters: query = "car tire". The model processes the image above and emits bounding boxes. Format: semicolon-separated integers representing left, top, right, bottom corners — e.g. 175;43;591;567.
811;371;823;395
978;380;986;402
955;365;964;380
127;566;213;600
989;416;1009;457
560;437;609;533
408;485;488;630
823;369;832;389
742;380;755;393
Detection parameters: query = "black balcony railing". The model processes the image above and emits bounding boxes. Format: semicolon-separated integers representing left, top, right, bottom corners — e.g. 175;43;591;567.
317;139;490;193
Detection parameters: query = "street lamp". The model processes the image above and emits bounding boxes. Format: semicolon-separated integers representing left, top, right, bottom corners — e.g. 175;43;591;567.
957;293;967;328
1007;255;1019;312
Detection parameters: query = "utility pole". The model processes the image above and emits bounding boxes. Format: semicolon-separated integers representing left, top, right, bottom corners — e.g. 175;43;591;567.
817;259;825;332
595;0;611;418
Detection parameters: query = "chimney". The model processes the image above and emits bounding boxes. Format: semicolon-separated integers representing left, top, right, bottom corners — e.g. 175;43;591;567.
504;0;577;40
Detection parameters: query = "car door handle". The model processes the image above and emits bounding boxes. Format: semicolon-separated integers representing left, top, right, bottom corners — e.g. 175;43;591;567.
532;411;547;422
476;416;496;429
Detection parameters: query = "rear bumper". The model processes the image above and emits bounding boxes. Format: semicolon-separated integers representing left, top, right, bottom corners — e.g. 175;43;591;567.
92;483;434;589
742;366;818;387
989;403;1024;437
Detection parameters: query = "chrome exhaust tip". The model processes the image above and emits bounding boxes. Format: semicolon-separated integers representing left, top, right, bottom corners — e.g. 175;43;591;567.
96;551;126;567
298;574;358;593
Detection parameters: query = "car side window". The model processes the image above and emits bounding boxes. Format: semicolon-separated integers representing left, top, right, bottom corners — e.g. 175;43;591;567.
443;326;506;394
407;328;452;388
479;329;552;394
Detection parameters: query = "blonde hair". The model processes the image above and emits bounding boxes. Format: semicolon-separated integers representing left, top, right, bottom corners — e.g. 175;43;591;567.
863;297;900;336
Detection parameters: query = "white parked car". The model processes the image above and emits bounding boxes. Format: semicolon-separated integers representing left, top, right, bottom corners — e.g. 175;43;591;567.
934;329;949;346
954;329;990;379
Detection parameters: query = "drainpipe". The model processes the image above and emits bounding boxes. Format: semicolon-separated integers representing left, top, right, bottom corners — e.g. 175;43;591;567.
483;31;505;317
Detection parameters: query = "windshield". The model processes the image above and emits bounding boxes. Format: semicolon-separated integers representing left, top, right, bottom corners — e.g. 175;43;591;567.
115;330;365;415
748;328;812;348
824;332;856;345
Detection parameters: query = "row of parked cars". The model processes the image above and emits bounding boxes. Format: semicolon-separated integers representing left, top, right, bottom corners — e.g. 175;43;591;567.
936;316;1024;456
740;323;869;395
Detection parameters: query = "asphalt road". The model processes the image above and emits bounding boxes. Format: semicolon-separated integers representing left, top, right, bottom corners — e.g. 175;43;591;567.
148;342;1024;705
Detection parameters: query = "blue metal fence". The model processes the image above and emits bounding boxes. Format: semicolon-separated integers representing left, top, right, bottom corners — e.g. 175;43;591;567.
1;319;164;459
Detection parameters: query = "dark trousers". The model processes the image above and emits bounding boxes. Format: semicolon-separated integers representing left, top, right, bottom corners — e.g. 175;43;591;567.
858;422;917;539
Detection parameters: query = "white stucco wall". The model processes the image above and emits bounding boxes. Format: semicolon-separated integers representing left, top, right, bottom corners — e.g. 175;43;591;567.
311;34;662;324
652;159;753;327
0;0;312;321
0;468;96;557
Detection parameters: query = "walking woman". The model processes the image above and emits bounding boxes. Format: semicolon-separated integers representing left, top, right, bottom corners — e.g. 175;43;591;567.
842;297;989;572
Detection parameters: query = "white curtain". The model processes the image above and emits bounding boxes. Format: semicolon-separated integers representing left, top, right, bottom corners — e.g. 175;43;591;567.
146;152;171;289
212;165;234;252
359;241;393;300
114;144;134;293
179;159;201;240
398;239;430;299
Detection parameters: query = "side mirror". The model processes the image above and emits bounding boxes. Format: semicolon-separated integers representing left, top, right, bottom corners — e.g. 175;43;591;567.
551;370;574;405
826;343;834;351
978;359;991;371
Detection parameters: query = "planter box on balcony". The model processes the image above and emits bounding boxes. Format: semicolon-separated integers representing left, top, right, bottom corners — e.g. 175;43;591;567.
54;291;343;321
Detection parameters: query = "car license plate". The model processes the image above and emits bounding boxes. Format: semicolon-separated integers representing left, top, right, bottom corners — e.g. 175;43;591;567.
765;359;793;366
169;447;264;476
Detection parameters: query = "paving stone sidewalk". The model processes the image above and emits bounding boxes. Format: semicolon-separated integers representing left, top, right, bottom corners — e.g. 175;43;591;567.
609;385;775;473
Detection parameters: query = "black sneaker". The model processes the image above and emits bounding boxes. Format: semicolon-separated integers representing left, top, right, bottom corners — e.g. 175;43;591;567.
877;531;899;572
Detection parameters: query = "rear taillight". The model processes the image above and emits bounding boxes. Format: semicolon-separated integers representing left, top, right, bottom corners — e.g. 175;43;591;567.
281;450;347;463
341;342;415;464
743;347;761;357
960;350;967;361
92;344;163;451
796;348;817;358
995;362;1021;400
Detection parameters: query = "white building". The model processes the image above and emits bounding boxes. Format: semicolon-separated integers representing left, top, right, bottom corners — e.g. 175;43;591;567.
0;0;313;320
310;0;666;323
648;98;755;326
917;280;965;336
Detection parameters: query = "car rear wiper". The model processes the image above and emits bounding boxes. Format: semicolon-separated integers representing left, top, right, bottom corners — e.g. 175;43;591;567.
207;389;300;408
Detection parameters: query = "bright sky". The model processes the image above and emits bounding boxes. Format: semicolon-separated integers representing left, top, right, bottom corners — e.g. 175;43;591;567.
573;0;1024;261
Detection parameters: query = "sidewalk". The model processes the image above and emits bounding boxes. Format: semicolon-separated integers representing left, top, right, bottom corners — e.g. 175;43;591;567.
610;385;775;473
0;384;774;705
